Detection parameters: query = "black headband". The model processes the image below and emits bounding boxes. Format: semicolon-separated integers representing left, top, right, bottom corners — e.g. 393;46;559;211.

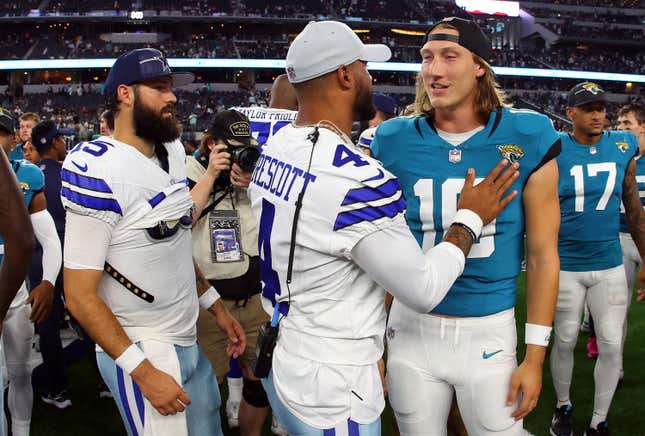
425;17;491;62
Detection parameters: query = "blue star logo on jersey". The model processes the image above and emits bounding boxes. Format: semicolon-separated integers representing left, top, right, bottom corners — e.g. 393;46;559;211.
615;141;629;154
497;144;525;163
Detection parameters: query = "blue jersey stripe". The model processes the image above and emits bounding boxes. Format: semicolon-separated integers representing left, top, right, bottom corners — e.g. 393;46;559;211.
61;187;123;215
334;196;406;230
341;179;401;206
323;429;335;436
359;136;373;147
61;169;113;193
116;366;139;436
348;419;360;436
132;379;145;426
148;192;166;208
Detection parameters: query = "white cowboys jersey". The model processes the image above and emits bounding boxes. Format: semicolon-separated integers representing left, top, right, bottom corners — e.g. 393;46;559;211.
229;106;297;145
247;124;406;427
61;136;198;346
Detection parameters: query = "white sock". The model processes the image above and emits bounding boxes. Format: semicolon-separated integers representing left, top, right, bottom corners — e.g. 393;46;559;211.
556;399;572;409
12;418;30;436
227;377;242;403
590;413;605;429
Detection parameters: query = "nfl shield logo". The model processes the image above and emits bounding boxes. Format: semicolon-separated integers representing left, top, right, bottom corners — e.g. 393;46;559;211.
449;149;462;163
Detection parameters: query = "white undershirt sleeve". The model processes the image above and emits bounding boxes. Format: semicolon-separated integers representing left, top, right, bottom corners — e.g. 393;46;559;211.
64;211;114;270
351;221;466;313
31;209;62;285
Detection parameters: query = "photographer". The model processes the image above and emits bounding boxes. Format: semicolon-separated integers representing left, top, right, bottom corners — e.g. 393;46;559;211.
187;110;270;436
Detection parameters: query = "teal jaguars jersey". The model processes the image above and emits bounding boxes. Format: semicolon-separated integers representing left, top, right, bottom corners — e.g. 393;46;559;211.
372;107;560;316
558;131;638;271
620;154;645;233
0;159;44;251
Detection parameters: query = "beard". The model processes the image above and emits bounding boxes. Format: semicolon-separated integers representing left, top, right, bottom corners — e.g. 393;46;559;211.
133;91;180;144
353;80;376;122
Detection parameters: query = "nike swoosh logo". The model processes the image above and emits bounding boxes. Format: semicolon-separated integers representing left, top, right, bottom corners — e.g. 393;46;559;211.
362;168;385;183
72;161;88;172
482;349;503;359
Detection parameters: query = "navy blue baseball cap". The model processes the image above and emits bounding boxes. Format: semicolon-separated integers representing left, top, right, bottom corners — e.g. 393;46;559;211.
373;93;397;116
103;48;194;95
32;122;74;149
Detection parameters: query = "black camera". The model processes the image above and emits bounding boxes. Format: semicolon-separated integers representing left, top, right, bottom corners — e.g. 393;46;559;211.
230;145;261;173
252;322;279;378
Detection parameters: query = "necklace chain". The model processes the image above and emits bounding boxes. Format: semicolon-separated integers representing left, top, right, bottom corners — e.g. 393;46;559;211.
292;119;352;145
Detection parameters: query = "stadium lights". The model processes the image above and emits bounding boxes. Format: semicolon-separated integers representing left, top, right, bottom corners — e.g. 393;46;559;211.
0;58;643;83
391;28;426;36
352;29;370;33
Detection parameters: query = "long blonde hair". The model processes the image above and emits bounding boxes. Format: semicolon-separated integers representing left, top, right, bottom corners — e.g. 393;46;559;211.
414;23;509;119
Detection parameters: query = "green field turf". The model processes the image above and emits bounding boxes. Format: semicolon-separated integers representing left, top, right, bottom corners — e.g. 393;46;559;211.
30;273;645;435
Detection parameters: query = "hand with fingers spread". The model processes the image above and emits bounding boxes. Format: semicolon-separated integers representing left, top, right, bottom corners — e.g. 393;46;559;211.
26;280;54;323
458;159;520;225
229;163;252;188
131;360;191;416
206;143;231;179
507;358;542;421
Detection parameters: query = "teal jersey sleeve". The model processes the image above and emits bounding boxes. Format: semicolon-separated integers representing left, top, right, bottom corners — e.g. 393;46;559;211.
9;144;24;161
13;159;45;209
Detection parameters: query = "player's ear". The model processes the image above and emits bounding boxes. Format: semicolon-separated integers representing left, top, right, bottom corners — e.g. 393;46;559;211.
474;61;485;78
117;84;134;107
336;65;352;90
566;106;575;121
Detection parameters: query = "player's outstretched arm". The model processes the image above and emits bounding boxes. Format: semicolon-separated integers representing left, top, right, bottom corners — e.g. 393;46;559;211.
193;260;246;358
64;212;191;416
0;152;35;325
508;158;560;421
622;159;645;297
353;160;520;313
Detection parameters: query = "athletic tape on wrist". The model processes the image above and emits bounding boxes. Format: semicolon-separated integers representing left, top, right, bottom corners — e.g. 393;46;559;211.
115;344;146;375
199;286;221;310
525;323;552;347
452;209;483;240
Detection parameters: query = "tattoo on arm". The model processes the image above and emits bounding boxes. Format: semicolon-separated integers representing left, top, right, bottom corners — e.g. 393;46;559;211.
623;161;645;257
442;224;475;257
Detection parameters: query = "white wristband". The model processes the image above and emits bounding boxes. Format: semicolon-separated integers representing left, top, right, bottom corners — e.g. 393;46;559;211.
199;286;221;310
525;323;552;347
452;209;484;239
115;344;146;375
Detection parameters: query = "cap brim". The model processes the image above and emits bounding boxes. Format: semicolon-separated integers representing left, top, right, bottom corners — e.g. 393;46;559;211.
572;94;606;107
360;44;392;63
226;137;259;148
171;72;195;88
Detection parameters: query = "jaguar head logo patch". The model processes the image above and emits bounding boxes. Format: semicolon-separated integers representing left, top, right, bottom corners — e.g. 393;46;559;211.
497;144;525;163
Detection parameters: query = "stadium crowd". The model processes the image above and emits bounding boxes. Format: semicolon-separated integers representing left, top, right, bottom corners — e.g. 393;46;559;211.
0;2;643;436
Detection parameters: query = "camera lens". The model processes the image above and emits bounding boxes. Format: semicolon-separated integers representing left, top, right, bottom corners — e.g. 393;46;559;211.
233;147;261;173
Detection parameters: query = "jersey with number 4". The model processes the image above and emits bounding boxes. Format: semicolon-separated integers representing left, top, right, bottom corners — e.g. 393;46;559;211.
230;106;297;145
558;130;638;271
247;124;406;364
372;108;560;317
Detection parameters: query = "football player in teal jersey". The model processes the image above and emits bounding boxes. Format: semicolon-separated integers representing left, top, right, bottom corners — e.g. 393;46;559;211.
371;17;561;435
549;85;645;436
0;108;61;436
